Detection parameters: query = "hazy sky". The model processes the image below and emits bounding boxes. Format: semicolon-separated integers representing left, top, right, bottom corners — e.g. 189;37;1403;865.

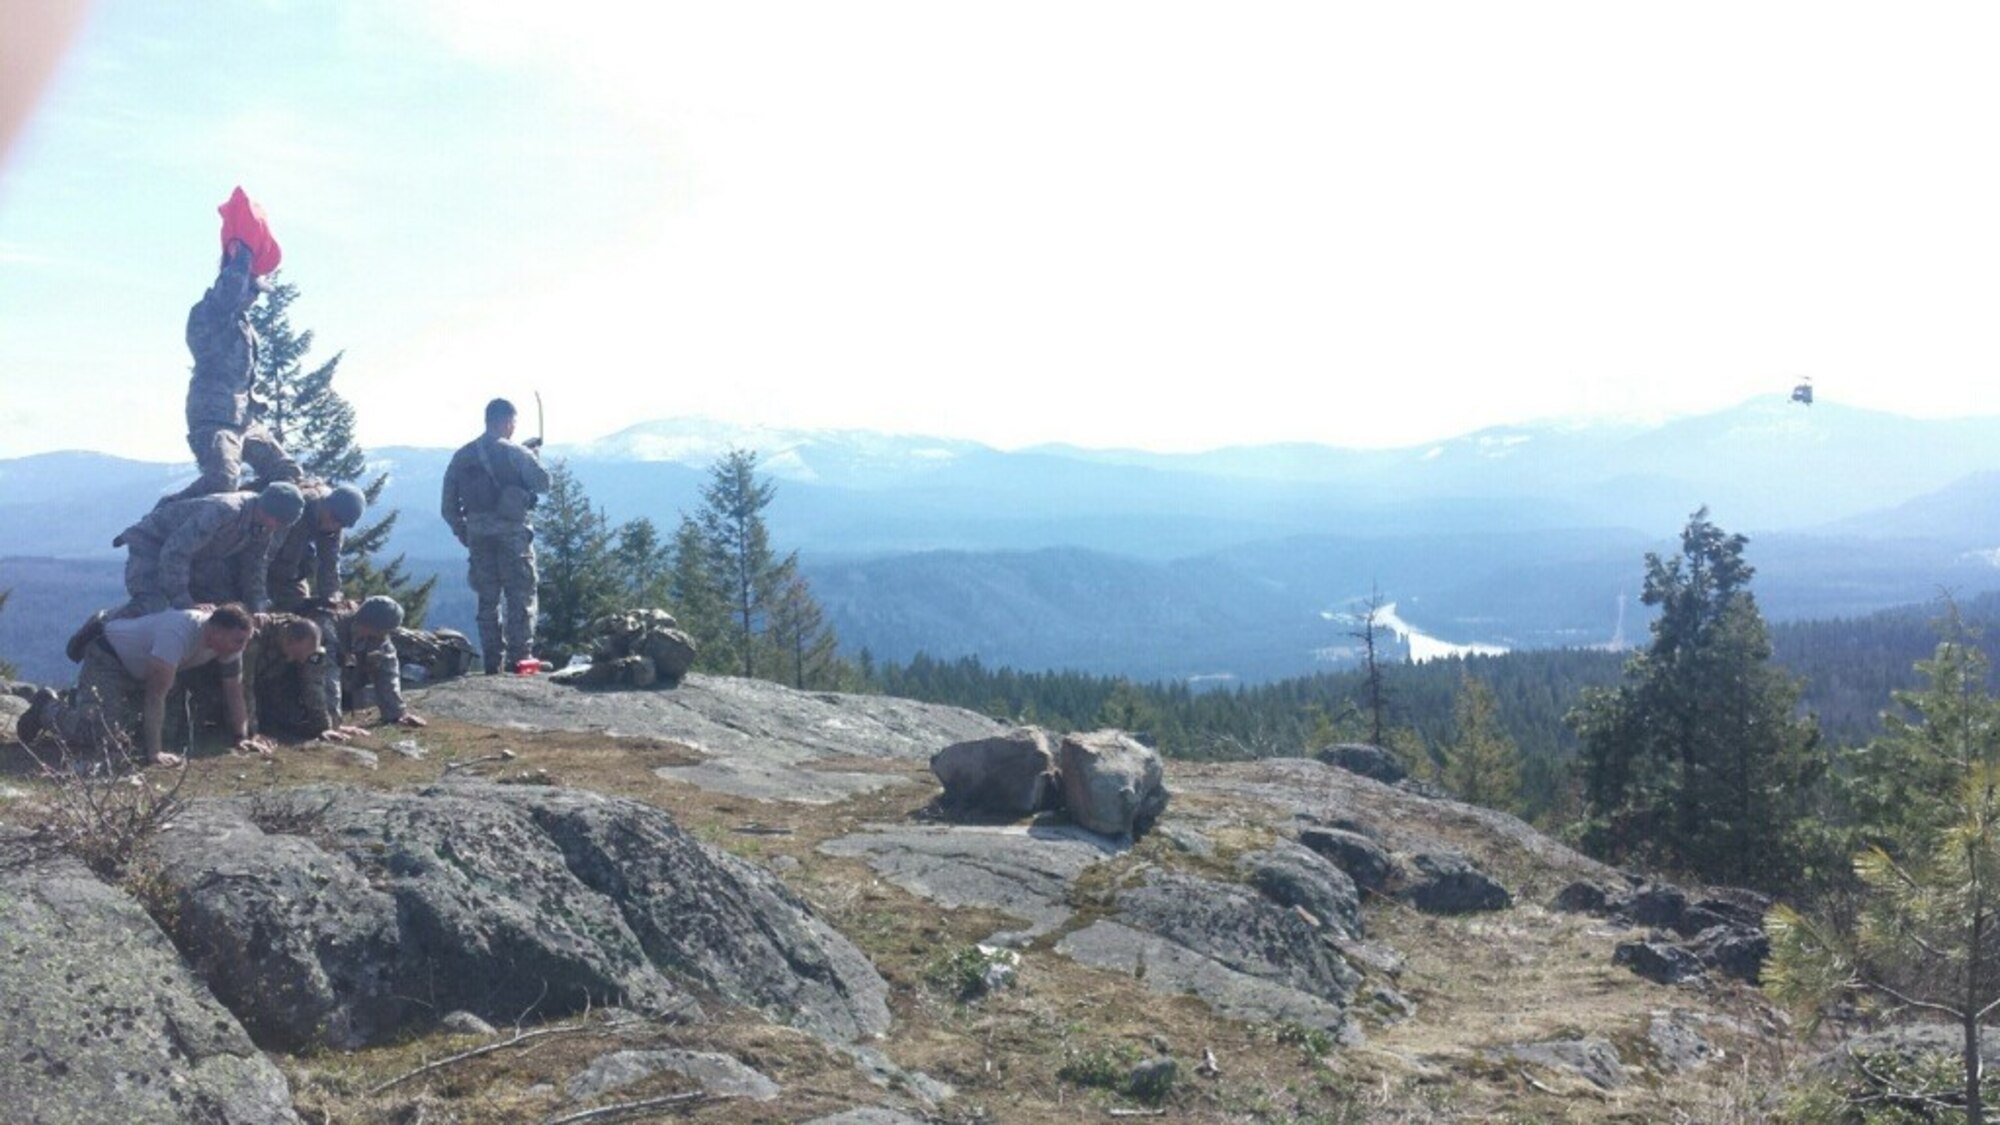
3;1;1999;460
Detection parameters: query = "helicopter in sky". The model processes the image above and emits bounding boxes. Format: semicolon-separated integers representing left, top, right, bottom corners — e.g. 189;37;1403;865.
1790;377;1813;406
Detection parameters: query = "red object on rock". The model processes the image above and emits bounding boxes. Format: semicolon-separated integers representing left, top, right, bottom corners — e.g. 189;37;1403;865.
217;186;281;276
515;659;540;676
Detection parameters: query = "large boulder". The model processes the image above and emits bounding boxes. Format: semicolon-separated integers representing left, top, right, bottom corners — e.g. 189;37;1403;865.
147;783;891;1050
0;832;302;1124
1238;838;1364;939
931;728;1060;818
1614;940;1705;985
1615;884;1689;931
1550;880;1618;915
1314;743;1407;784
1689;924;1771;984
1058;730;1168;837
1297;826;1396;893
1400;851;1512;915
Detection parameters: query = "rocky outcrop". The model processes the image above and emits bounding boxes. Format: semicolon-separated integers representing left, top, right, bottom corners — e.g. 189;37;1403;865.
1059;871;1359;1035
1315;743;1407;784
1550;879;1618;915
1238;838;1364;939
0;832;302;1124
1298;826;1395;893
1058;729;1168;837
564;1049;781;1102
1614;940;1706;985
930;728;1060;817
1400;851;1512;915
415;673;1008;803
819;823;1122;938
1618;884;1690;930
1490;1036;1627;1090
1688;924;1770;984
147;783;890;1050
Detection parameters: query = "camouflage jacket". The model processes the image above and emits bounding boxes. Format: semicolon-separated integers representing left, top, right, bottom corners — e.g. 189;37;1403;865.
242;612;333;735
322;608;407;724
183;268;259;431
267;480;343;604
121;491;274;610
441;434;553;539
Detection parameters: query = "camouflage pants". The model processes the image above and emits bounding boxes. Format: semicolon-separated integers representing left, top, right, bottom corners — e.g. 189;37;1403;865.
41;646;144;752
249;662;320;736
164;422;300;502
468;526;537;669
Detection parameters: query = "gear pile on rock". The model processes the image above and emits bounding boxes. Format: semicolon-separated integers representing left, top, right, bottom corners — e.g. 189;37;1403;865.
390;626;478;682
548;609;700;690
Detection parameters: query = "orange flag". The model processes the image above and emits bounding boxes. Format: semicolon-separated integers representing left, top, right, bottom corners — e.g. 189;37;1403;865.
217;186;282;276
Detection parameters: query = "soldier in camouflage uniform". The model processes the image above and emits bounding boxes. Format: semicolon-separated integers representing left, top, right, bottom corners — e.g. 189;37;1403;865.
159;241;302;504
112;482;305;618
316;596;427;729
184;610;386;742
19;605;260;767
267;481;366;612
440;399;552;673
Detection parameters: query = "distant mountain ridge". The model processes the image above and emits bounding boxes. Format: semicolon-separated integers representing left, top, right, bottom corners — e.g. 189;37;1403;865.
4;396;1999;684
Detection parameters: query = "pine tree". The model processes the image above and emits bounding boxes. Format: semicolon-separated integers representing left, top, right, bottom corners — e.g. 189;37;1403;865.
1442;675;1522;813
533;461;620;657
1571;508;1826;889
667;515;734;674
766;573;840;690
249;277;434;621
697;449;798;679
613;517;673;608
1767;608;2000;1123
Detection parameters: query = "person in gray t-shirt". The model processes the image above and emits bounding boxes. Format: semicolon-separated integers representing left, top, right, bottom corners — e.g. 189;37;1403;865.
22;605;261;767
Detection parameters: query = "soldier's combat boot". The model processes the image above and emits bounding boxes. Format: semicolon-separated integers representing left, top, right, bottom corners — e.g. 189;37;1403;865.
65;611;108;663
14;689;54;746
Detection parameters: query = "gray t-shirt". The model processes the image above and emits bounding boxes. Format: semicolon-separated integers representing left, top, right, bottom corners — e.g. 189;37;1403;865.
102;610;243;680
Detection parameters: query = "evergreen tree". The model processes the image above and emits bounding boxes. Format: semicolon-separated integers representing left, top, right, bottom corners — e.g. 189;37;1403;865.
1442;675;1522;813
697;449;797;679
534;461;619;657
248;277;434;621
1767;608;2000;1123
1096;680;1159;737
613;517;673;608
667;515;734;674
766;573;840;690
1571;508;1826;889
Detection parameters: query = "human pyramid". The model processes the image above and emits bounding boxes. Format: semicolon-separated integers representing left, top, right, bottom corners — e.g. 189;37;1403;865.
11;188;542;767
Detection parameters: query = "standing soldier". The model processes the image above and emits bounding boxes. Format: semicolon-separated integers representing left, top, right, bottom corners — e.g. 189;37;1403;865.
267;480;366;612
159;206;302;503
112;481;305;617
441;398;551;673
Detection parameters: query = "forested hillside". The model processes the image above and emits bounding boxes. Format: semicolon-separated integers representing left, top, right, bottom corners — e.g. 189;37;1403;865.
863;591;2000;824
